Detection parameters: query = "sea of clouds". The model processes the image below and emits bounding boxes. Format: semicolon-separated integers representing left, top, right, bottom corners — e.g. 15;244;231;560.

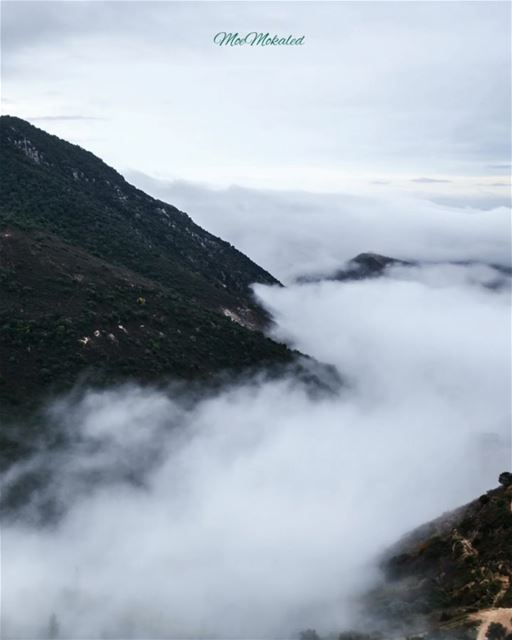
127;173;511;283
1;184;510;639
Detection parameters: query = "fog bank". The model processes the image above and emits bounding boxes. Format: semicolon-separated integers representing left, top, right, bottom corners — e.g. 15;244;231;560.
2;255;510;638
127;174;511;283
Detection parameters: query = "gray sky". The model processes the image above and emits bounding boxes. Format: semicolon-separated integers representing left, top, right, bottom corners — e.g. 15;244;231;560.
1;1;511;193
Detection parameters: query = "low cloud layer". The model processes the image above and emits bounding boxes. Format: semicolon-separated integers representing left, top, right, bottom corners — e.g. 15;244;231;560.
128;173;511;283
2;253;510;638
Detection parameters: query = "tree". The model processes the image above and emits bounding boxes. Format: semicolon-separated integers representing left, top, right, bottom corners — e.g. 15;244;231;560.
486;622;507;640
47;613;59;639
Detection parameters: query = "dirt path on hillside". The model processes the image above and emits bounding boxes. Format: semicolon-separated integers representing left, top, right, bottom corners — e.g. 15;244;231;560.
469;608;512;640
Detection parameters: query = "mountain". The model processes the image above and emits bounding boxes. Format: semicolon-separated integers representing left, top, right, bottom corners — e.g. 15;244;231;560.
0;116;279;315
296;253;414;284
298;477;512;640
0;116;298;411
332;474;512;640
296;252;512;286
373;474;512;637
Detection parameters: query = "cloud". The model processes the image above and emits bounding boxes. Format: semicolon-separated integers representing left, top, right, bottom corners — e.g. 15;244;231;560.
27;115;106;122
427;193;511;211
127;173;511;283
2;255;510;638
1;1;510;183
411;177;452;184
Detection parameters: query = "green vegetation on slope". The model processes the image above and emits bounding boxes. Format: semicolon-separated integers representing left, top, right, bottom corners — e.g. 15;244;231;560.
0;115;279;318
0;116;298;413
0;228;295;408
368;481;512;636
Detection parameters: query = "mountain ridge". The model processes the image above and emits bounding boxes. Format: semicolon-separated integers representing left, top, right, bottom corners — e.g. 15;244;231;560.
0;116;301;411
0;115;281;321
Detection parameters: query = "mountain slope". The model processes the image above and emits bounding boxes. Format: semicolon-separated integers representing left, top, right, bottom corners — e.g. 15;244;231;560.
0;116;298;410
365;476;512;638
0;227;296;408
0;116;279;323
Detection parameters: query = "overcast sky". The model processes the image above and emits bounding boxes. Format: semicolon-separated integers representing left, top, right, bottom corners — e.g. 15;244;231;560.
1;1;511;193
